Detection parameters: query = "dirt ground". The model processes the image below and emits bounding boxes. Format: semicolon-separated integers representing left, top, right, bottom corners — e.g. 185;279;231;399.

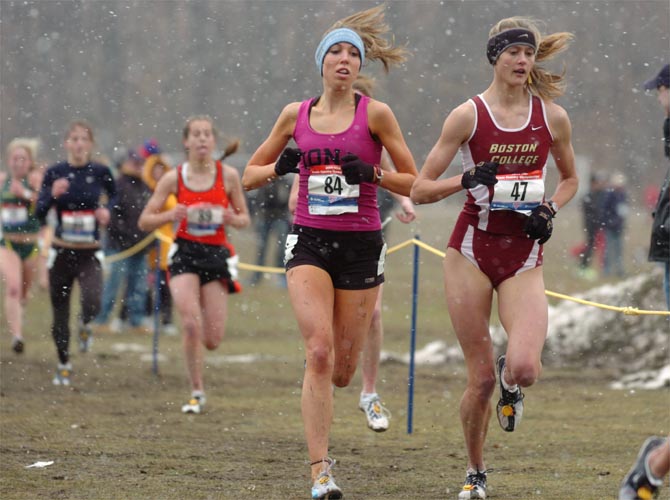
1;205;669;499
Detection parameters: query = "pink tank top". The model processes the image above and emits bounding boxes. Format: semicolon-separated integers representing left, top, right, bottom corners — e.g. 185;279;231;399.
292;94;383;231
458;94;554;235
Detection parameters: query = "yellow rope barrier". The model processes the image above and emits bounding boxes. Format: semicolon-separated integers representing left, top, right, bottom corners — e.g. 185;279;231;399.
103;232;158;264
107;234;669;317
238;262;285;273
544;290;669;316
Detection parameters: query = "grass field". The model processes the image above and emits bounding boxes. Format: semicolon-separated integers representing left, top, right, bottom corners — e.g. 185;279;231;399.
1;202;669;499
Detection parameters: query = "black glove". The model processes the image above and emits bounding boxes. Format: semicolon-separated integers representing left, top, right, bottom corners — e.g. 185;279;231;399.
341;154;375;185
274;148;302;176
461;161;499;189
524;205;554;245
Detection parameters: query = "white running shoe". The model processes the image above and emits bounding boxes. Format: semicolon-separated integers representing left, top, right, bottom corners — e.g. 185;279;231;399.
311;458;343;499
619;436;666;500
359;393;390;432
52;363;72;386
496;355;524;432
181;392;206;414
109;318;126;334
458;468;489;499
162;323;179;336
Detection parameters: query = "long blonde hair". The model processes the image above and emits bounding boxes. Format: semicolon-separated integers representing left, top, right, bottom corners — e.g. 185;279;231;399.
182;114;240;160
328;5;408;73
489;17;573;100
353;75;377;98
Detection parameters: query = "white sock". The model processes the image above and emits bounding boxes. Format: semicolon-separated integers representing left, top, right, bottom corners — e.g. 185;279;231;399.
501;368;518;393
360;392;378;403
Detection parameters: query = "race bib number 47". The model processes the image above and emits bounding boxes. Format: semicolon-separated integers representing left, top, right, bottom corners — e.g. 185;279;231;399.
307;165;360;215
491;169;545;215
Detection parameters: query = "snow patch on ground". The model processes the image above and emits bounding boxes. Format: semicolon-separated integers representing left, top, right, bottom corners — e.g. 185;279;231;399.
381;340;463;366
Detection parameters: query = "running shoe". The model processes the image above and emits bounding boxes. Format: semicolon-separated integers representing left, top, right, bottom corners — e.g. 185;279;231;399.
78;323;93;353
359;393;391;432
496;355;524;432
11;337;25;354
311;458;343;499
109;318;126;334
162;323;179;336
458;468;489;499
181;392;206;414
619;436;666;500
52;363;72;386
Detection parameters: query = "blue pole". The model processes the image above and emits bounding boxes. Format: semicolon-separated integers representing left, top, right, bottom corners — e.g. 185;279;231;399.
152;240;161;376
407;235;420;434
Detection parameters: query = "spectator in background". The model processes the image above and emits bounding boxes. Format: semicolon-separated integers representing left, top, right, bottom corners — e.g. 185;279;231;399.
248;176;292;288
578;171;606;279
95;148;151;332
645;63;669;310
618;62;670;500
601;172;628;278
141;149;177;335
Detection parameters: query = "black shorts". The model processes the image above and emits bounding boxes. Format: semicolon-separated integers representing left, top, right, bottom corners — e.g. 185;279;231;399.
167;238;241;293
285;225;386;290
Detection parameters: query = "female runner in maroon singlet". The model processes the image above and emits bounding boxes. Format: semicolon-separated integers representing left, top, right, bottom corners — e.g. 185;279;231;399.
411;17;578;500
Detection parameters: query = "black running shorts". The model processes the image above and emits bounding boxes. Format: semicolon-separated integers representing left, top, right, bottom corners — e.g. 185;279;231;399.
284;225;386;290
168;238;241;293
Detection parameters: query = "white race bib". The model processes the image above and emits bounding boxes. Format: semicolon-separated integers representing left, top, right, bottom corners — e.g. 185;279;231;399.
1;203;28;229
61;210;96;242
307;165;360;215
186;203;224;236
491;170;545;215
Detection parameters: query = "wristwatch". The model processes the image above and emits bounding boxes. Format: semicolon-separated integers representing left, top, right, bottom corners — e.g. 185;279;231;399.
547;199;559;216
374;164;384;185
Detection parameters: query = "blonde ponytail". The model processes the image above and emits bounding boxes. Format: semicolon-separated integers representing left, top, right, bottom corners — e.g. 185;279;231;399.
328;4;408;73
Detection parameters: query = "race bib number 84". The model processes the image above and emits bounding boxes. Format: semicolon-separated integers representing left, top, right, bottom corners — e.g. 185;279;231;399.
307;165;360;215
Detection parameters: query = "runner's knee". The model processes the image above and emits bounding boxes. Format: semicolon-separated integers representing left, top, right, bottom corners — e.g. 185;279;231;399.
469;371;497;400
332;369;355;388
306;344;334;376
5;283;21;301
180;315;201;341
508;360;540;387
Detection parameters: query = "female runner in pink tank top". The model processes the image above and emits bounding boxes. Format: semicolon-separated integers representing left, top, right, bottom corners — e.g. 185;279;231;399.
411;17;578;500
242;6;417;499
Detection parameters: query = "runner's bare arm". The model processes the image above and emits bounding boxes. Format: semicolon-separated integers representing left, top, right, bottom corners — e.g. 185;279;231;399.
411;102;474;205
223;165;251;229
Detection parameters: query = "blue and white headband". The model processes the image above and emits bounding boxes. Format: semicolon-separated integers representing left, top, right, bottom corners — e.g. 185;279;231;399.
486;28;537;65
314;27;365;75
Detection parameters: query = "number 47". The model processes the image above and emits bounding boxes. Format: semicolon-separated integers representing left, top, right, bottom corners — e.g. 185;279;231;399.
510;181;528;201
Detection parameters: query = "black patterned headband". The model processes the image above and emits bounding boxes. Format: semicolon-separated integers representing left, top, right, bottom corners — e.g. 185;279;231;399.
486;28;537;65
